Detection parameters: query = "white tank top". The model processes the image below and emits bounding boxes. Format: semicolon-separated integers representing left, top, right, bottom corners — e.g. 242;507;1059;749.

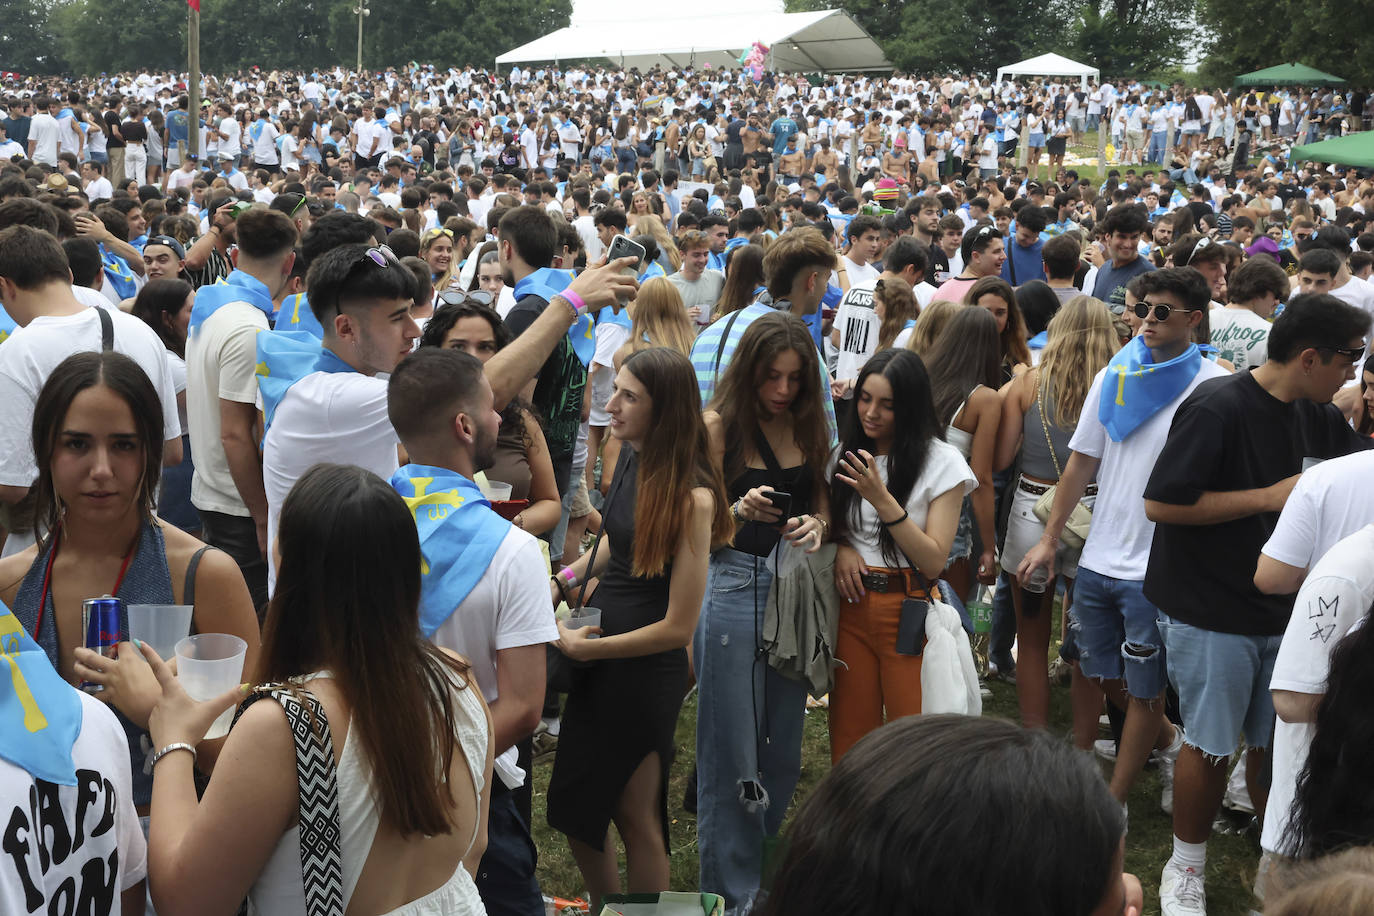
248;669;488;916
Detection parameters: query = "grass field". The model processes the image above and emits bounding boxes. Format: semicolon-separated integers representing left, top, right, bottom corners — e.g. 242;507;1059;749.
530;621;1265;915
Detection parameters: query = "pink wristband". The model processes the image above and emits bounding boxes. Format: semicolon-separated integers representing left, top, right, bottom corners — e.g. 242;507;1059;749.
558;289;586;316
559;567;576;585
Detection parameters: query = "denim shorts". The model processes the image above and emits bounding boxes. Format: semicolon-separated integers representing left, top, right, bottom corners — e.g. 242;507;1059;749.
1069;568;1166;700
946;494;973;564
1157;613;1283;759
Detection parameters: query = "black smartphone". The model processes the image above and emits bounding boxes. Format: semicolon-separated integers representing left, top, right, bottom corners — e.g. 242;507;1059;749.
762;490;792;523
896;597;929;656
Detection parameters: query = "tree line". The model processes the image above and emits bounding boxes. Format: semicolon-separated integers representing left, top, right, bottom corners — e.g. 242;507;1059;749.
3;0;1368;86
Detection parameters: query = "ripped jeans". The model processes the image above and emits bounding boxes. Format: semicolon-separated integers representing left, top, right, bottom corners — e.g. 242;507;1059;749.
693;547;808;915
1069;568;1168;700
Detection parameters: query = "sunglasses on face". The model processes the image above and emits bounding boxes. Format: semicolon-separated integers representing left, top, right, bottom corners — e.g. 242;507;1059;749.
1133;299;1196;322
1318;344;1366;362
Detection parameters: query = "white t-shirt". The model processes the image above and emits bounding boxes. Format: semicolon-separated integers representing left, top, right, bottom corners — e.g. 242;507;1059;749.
262;370;399;591
252;121;280;164
1261;450;1374;573
1208;307;1271;372
835;439;977;568
218;116;241;157
0;692;147;913
430;526;558;788
85;176;113;202
573;215;602;263
0;308;180;488
588;320;632;427
1263;524;1374;854
833;281;879;381
28;113;59;166
186;301;270;516
1330;274;1374;323
1069;359;1230;580
840;256;879;289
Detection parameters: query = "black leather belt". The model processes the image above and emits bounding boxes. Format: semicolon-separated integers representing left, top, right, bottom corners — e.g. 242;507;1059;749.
1018;478;1098;497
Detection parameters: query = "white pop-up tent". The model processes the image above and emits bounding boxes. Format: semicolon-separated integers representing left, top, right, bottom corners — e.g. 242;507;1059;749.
995;52;1100;89
496;8;891;73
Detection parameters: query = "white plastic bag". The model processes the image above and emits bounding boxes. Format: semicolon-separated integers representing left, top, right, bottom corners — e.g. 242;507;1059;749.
921;598;983;716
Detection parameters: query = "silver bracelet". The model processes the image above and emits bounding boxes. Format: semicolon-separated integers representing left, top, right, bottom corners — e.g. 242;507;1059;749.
151;742;197;769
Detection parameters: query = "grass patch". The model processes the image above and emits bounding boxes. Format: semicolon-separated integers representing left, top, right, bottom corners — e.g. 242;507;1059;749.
531;620;1263;915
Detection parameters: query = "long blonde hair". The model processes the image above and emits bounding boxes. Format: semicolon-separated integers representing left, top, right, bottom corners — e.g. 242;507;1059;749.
1037;295;1119;430
623;278;695;360
906;299;959;356
636;213;682;272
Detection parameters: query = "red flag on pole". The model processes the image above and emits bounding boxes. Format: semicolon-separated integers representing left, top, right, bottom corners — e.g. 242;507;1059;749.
188;0;200;10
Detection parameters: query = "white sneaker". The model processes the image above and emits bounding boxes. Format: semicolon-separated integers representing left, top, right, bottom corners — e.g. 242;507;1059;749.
1158;726;1184;815
1094;738;1117;761
1160;860;1207;916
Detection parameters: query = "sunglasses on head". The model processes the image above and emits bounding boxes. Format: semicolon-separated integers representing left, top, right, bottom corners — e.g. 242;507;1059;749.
1132;299;1197;322
355;244;401;271
437;289;495;308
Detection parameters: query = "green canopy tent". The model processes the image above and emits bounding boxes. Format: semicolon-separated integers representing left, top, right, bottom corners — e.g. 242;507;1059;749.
1289;132;1374;169
1234;63;1345;87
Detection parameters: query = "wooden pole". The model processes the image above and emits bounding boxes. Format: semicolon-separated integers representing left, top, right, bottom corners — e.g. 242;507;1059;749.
188;5;200;158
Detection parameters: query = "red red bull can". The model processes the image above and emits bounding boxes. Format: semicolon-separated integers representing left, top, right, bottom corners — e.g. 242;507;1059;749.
81;595;122;694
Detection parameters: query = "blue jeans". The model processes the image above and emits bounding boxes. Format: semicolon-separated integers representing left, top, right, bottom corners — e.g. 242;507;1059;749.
1087;113;1100;131
1148;132;1168;164
694;547;808;915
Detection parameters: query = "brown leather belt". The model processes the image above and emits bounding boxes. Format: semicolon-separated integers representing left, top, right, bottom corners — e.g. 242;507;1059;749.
860;568;928;594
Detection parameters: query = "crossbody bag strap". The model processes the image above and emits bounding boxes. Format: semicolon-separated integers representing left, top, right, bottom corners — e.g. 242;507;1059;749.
1037;374;1064;480
711;308;745;384
231;686;343;916
182;546;211;607
96;305;114;352
574;449;635;611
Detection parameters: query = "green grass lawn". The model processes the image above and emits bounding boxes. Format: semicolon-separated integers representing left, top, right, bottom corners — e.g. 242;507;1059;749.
530;623;1265;914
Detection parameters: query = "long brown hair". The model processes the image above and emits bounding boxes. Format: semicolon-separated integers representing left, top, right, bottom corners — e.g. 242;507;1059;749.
906;299;959;356
263;464;473;836
714;243;766;320
963;276;1032;369
621;348;732;577
873;276;918;351
707;312;830;496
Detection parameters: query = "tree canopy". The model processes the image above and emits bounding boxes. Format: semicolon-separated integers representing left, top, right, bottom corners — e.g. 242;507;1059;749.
12;0;572;76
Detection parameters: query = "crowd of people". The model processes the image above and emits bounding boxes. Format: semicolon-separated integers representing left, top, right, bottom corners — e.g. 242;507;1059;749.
2;59;1374;916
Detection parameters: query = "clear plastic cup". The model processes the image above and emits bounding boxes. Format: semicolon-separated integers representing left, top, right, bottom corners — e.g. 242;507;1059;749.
175;633;248;740
1022;566;1051;594
569;607;602;638
127;604;193;660
480;480;513;502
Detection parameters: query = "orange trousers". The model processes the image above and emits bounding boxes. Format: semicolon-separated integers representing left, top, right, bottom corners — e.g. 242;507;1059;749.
829;569;930;763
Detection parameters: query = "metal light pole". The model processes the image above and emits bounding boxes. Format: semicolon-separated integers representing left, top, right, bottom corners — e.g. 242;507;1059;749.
354;3;370;73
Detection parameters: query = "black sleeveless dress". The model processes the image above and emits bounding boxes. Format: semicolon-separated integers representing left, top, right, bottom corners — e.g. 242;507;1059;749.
547;449;687;851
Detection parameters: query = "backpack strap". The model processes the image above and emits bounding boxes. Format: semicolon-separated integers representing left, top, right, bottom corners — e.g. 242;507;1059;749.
231;685;343;916
96;306;114;352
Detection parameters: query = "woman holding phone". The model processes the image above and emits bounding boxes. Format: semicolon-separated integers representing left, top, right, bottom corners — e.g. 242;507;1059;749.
696;313;832;913
829;349;975;763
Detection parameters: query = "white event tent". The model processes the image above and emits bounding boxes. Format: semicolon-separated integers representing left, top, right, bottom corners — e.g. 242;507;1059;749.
495;8;891;73
995;52;1100;88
